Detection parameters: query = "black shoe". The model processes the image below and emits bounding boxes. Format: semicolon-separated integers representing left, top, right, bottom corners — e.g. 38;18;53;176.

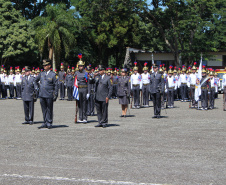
102;124;107;128
120;115;124;117
29;121;34;125
157;115;161;119
152;116;157;118
22;121;29;124
38;125;47;129
95;124;103;127
123;115;126;118
47;125;52;129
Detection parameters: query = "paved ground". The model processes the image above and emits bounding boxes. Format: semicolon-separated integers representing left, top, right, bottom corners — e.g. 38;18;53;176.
0;95;225;185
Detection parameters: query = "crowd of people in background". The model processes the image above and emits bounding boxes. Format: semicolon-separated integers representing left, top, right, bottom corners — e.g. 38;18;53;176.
0;59;226;128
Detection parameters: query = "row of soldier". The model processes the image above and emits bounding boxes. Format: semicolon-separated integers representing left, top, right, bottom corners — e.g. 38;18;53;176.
1;58;226;128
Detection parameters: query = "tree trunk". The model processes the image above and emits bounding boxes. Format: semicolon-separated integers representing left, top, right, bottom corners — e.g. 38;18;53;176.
52;48;56;72
174;52;180;66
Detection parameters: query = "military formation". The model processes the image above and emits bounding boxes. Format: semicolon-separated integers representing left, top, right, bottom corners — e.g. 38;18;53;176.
0;58;226;128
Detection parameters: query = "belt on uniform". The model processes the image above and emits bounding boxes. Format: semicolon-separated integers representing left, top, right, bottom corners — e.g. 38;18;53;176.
78;85;88;88
143;83;149;86
1;82;5;84
190;84;195;87
201;87;207;89
168;87;175;89
181;83;187;84
16;82;21;85
10;82;14;85
133;84;139;87
113;82;118;84
211;87;215;89
59;80;64;82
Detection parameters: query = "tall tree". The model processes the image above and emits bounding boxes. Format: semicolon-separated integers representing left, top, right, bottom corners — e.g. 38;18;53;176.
0;0;36;66
32;4;77;71
72;0;144;67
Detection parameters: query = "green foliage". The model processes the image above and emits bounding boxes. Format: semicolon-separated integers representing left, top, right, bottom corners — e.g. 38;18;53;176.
32;4;78;68
0;0;36;66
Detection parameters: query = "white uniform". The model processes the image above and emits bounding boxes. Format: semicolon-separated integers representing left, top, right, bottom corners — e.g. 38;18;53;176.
130;73;141;107
141;73;150;106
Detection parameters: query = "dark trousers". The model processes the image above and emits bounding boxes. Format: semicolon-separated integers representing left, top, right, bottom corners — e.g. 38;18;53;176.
9;84;14;98
59;82;65;99
23;100;34;122
161;92;165;108
78;88;88;120
190;86;197;106
40;98;53;126
132;85;140;106
112;84;117;98
201;89;208;109
0;83;2;98
209;88;215;108
181;84;187;100
95;100;108;125
142;85;149;106
67;86;73;100
16;84;22;98
87;93;95;115
151;93;161;116
167;89;174;107
1;84;7;98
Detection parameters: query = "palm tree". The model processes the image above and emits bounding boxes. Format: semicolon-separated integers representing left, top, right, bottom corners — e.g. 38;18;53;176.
32;4;77;71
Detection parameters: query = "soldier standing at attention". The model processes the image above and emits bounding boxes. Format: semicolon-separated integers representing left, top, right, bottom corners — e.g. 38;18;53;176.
58;63;66;100
209;70;216;109
166;66;177;108
35;59;58;129
14;67;22;100
149;64;164;119
141;62;150;107
8;67;15;99
75;54;90;123
66;69;74;101
180;65;188;102
94;65;113;128
87;65;95;116
188;63;198;108
199;66;209;110
21;66;37;125
222;69;226;111
130;62;142;109
112;68;118;99
117;68;131;117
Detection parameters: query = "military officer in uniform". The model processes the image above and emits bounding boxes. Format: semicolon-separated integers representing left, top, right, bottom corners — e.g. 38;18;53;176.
87;65;95;116
180;65;188;102
8;67;15;99
35;59;58;129
117;68;131;117
21;66;37;125
149;64;164;118
112;68;118;99
130;62;142;108
65;69;74;101
141;62;150;107
209;70;216;109
222;69;226;111
93;65;113;128
188;63;198;108
58;63;66;100
15;67;22;99
75;54;90;123
199;67;209;110
166;66;177;108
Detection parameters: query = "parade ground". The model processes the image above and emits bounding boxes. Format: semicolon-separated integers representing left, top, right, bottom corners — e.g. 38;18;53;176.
0;96;225;185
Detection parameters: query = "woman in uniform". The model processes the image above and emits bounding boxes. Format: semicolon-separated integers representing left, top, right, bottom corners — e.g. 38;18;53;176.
117;68;131;117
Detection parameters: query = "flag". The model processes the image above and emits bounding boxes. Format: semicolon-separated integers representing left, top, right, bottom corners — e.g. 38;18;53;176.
195;54;202;101
73;76;79;100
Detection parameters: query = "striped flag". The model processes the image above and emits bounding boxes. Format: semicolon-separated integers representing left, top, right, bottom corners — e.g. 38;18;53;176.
73;76;79;100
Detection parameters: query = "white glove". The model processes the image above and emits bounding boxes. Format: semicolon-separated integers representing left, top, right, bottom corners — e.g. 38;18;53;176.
208;92;210;94
165;89;167;93
86;94;90;100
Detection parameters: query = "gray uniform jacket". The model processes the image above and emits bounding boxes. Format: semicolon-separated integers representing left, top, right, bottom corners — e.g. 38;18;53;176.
74;70;91;94
58;71;66;82
66;74;74;87
21;75;37;101
117;76;131;97
35;71;58;99
149;73;164;94
94;74;113;101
